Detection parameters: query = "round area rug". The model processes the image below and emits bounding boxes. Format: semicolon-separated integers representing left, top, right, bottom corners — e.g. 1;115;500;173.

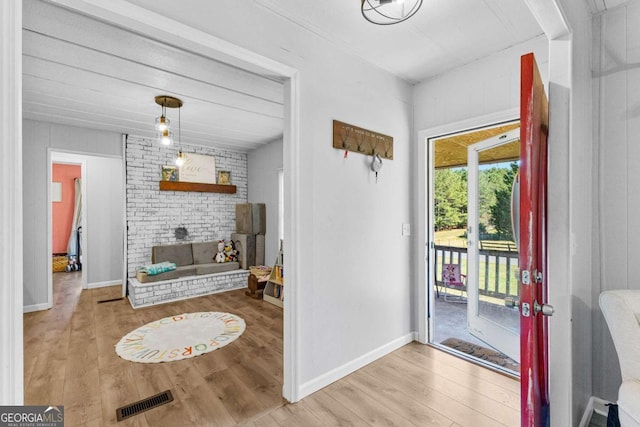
115;312;245;363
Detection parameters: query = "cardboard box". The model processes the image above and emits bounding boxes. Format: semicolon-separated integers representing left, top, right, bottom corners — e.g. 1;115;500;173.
231;233;256;270
255;234;266;266
235;203;266;235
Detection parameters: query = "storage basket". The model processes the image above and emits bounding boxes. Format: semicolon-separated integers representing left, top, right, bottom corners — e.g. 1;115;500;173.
52;256;68;272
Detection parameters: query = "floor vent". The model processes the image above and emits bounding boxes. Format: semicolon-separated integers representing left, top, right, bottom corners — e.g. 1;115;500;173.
97;297;124;304
116;390;174;421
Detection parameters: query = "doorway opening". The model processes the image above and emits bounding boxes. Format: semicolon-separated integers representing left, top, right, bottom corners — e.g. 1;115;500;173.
50;153;87;300
427;120;521;376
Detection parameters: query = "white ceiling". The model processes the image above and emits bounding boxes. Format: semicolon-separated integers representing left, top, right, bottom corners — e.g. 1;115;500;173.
23;0;285;151
23;0;545;151
252;0;544;84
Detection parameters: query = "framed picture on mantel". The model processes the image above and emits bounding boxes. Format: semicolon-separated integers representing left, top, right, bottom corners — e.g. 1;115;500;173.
161;165;178;181
178;153;216;184
218;170;231;185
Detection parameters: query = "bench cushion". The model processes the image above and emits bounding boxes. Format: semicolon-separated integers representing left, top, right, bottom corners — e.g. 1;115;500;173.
195;262;239;275
192;241;218;265
152;243;193;266
136;265;197;283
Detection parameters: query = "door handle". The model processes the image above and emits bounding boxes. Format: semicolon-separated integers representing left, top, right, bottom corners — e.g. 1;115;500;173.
504;297;519;309
534;300;554;316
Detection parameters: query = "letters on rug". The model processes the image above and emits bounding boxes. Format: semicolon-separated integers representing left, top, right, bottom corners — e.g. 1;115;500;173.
115;312;245;363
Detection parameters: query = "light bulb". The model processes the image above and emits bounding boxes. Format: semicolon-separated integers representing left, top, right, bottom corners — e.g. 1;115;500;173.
175;151;185;167
159;129;173;146
155;116;170;132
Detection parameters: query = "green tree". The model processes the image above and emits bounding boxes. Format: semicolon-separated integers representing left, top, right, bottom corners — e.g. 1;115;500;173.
478;167;509;228
489;163;519;239
434;168;467;231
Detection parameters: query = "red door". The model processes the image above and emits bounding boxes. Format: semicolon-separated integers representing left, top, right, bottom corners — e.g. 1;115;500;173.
519;52;550;426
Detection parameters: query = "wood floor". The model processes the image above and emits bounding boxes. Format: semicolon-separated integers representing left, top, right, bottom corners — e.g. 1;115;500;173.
24;272;519;426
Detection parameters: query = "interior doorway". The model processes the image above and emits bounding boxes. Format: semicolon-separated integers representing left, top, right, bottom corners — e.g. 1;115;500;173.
426;120;521;375
50;152;87;297
48;150;124;305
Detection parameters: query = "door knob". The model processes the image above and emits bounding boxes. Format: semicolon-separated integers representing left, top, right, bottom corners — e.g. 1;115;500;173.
534;300;554;316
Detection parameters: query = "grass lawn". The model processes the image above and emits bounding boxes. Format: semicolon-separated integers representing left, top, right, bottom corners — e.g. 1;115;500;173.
434;228;467;247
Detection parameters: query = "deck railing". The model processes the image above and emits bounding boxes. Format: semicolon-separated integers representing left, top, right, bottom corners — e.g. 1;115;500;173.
434;244;520;300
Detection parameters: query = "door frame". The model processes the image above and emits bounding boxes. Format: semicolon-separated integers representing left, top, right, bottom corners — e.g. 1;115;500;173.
43;0;302;403
48;150;126;302
416;3;573;424
417;108;519;346
466;128;520;361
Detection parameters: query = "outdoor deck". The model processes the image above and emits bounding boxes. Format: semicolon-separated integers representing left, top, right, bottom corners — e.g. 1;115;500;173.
432;244;521;373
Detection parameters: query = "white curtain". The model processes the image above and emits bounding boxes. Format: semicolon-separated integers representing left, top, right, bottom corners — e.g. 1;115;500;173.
67;178;82;257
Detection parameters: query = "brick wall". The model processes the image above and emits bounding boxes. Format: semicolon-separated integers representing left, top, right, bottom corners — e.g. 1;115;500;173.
126;136;247;277
127;270;249;308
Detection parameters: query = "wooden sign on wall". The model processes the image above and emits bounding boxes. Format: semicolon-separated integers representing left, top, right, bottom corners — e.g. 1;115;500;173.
178;153;217;184
332;120;393;159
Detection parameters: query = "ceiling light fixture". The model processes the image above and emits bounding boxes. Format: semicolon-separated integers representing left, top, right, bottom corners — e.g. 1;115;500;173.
154;95;183;146
361;0;423;25
175;105;185;167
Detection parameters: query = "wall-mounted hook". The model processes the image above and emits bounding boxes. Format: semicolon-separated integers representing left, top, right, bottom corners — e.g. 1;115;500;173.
370;153;383;183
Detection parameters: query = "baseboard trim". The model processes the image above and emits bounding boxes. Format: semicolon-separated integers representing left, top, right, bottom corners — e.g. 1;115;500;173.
578;396;612;427
87;280;121;289
23;302;52;313
298;332;416;400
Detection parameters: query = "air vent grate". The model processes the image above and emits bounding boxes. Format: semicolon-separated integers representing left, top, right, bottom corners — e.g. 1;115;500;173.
97;297;124;304
116;390;173;422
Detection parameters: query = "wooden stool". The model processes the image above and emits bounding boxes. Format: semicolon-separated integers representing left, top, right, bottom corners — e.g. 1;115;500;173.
245;274;266;299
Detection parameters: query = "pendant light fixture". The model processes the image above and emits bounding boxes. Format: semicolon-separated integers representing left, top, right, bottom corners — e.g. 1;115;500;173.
154;95;182;146
361;0;423;25
175;104;185;167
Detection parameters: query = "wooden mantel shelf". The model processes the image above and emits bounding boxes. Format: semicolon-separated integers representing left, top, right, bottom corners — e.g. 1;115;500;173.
159;181;237;194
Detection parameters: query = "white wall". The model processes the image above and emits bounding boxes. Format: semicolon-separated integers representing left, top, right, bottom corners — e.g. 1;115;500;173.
413;35;549;131
85;155;123;285
248;138;283;265
592;0;640;402
23;119;122;308
125;0;414;394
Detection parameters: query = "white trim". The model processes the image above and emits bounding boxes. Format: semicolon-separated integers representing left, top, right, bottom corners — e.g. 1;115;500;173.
23;303;52;314
282;73;301;402
416;108;519;345
122;134;128;297
298;333;416;400
87;279;121;289
49;0;296;77
0;0;23;405
466;129;521;361
578;396;612;427
524;0;570;40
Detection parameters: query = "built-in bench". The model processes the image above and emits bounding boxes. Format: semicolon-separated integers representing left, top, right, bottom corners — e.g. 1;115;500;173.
128;269;249;308
128;240;248;308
